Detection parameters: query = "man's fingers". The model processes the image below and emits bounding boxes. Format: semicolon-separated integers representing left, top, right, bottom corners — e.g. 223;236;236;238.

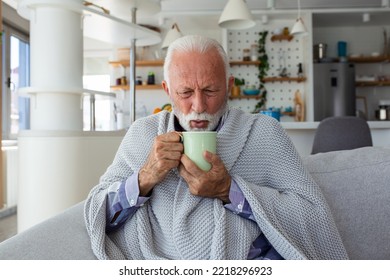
160;131;183;143
180;154;204;174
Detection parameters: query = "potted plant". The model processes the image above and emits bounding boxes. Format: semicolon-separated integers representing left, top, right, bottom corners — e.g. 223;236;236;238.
231;77;245;97
232;77;245;96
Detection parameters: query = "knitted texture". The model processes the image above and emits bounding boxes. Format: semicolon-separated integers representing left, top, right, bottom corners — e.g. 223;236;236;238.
84;108;348;260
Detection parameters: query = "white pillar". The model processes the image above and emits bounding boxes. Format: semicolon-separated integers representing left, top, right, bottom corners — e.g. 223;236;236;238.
19;0;84;130
16;0;86;232
17;131;124;232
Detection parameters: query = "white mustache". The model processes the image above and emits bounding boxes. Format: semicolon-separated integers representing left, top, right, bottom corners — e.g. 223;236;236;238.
182;112;214;122
173;103;227;131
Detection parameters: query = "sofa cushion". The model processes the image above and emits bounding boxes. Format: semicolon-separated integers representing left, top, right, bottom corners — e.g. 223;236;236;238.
303;147;390;260
0;202;96;260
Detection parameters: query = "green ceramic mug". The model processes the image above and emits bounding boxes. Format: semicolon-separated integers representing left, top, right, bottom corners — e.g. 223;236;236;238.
182;131;217;171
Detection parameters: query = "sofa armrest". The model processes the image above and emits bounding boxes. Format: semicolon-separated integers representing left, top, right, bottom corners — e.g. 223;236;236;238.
0;201;96;260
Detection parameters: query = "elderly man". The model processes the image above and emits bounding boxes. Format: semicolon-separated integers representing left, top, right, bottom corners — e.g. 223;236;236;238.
84;35;348;260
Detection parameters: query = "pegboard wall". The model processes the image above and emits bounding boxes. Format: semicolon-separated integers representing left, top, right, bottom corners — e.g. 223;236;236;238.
227;20;307;119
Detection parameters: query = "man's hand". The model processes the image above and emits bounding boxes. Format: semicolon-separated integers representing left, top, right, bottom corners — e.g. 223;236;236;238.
179;151;231;203
139;132;183;196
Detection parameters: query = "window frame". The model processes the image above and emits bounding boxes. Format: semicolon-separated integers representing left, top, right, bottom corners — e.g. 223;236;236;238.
2;23;30;140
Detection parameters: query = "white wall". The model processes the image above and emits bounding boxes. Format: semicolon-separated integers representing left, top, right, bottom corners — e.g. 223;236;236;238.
313;25;388;57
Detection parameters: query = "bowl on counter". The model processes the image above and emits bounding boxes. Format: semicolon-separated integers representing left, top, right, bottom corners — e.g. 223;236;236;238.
242;88;260;96
260;109;280;121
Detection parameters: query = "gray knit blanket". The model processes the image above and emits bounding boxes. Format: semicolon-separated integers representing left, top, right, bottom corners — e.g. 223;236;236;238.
84;108;348;260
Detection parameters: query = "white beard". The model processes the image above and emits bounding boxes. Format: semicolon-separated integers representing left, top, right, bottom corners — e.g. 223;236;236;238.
173;104;227;131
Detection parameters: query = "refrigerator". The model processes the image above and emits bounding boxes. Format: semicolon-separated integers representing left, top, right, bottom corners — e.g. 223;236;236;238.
313;63;356;121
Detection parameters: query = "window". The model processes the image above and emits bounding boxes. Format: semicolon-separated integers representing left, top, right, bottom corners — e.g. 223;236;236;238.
2;25;116;134
83;75;114;131
2;24;30;140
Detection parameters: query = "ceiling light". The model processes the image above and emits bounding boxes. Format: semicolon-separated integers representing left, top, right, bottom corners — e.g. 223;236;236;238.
161;23;183;49
218;0;255;30
291;18;307;35
291;0;308;36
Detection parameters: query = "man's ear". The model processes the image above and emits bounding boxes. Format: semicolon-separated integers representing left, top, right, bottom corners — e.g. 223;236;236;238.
227;75;234;94
162;80;170;97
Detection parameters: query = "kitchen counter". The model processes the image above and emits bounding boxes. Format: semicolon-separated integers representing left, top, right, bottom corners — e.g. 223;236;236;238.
281;120;390;130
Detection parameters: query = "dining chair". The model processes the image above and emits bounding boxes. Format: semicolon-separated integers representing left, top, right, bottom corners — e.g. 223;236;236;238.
311;116;373;154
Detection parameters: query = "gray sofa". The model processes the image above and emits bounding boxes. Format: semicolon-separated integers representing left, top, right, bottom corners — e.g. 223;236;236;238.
1;146;389;260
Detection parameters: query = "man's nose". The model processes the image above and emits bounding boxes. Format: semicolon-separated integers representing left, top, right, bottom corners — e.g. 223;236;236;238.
191;91;207;113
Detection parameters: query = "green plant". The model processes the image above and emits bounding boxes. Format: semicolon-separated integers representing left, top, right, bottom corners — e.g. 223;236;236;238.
253;31;269;113
234;77;245;86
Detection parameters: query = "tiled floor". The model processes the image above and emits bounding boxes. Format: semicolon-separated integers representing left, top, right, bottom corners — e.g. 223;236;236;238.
0;213;17;243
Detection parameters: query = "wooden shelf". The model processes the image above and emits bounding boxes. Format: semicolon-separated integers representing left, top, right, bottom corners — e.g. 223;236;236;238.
356;81;390;87
229;95;263;100
262;77;307;83
348;56;389;63
271;34;294;42
137;85;162;90
110;84;163;90
229;61;260;66
109;59;164;67
282;112;296;117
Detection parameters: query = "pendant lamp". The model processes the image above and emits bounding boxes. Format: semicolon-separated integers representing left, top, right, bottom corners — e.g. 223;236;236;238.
291;0;307;36
218;0;255;30
161;23;183;49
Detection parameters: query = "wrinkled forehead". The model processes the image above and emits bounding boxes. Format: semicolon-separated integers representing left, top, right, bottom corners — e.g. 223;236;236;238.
170;49;226;75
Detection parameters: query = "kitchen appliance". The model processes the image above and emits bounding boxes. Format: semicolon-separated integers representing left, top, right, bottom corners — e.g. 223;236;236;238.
378;105;388;120
376;100;390;120
313;43;327;62
313;63;356;121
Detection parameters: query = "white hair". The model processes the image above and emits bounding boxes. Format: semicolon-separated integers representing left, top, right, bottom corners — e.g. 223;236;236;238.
163;35;230;88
